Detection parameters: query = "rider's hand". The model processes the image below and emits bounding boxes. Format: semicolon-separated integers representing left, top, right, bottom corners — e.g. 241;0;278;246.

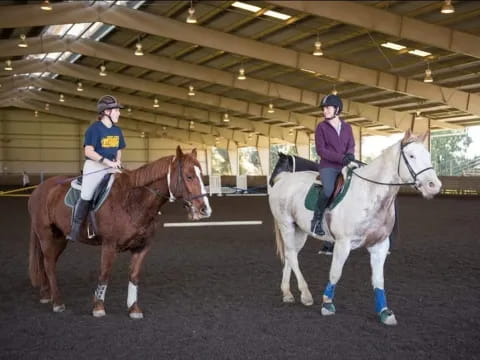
342;153;355;166
106;159;121;169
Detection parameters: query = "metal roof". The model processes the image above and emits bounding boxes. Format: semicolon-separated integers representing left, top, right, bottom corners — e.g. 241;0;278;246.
0;0;479;146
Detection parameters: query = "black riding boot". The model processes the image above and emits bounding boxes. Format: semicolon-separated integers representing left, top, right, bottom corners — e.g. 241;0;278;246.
311;192;329;236
66;199;91;241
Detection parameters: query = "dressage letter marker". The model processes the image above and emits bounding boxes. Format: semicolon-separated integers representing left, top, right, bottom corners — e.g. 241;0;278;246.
164;220;262;227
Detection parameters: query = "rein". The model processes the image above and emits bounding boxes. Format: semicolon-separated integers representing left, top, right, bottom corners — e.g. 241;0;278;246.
351;142;434;187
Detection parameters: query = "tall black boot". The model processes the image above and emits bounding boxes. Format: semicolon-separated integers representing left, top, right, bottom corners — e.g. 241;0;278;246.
66;199;91;241
311;192;329;236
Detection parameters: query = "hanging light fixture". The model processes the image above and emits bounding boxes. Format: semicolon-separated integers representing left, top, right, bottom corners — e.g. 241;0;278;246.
313;33;323;56
99;65;107;77
41;0;52;11
134;41;144;56
223;113;230;122
188;85;195;96
288;128;294;136
248;133;253;140
186;0;197;24
441;0;455;14
423;64;433;83
45;103;50;111
237;67;246;80
18;34;28;48
59;93;65;102
127;107;132;115
332;86;338;95
189;120;195;129
76;81;83;91
4;60;13;71
153;98;160;108
34;110;39;118
267;103;275;114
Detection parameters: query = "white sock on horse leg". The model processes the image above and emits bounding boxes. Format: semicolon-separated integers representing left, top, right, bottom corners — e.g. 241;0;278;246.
94;284;107;301
127;281;138;308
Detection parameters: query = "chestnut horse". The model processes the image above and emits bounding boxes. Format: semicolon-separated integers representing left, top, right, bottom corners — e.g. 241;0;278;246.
28;146;211;318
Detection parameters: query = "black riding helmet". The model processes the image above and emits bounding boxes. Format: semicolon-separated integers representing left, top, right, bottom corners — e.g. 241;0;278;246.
97;95;124;114
320;94;343;116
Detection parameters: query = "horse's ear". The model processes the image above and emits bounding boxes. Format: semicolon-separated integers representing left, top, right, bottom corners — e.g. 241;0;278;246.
191;148;197;159
402;129;412;144
176;145;183;158
419;131;429;143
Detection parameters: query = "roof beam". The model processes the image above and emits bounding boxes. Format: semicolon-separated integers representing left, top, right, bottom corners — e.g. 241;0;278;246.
4;76;258;138
0;2;478;117
0;60;312;142
8;95;216;147
0;36;461;132
91;5;480;116
266;1;480;60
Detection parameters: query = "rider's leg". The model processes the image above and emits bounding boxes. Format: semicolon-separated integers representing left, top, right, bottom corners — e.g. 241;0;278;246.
66;160;105;241
311;167;340;235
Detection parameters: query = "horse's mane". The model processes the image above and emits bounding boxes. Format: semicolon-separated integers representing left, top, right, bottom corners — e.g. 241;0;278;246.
126;155;174;188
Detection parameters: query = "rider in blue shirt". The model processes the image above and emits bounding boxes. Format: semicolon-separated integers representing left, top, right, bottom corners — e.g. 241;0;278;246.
66;95;126;241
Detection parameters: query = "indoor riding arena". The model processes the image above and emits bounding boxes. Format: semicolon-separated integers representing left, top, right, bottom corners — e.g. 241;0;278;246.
1;1;479;359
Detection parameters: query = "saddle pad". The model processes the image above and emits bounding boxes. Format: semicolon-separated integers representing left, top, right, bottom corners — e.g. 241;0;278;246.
304;183;322;211
64;174;114;212
304;168;354;211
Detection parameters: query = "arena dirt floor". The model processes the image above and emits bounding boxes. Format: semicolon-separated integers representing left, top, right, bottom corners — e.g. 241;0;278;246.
0;193;479;359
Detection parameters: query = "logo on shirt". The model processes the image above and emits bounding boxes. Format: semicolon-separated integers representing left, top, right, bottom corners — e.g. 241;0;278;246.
101;136;120;148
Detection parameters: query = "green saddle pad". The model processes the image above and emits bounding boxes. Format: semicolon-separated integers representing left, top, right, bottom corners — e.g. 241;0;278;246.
305;183;322;211
304;168;353;211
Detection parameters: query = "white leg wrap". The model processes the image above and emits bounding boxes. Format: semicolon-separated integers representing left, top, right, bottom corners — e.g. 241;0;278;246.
94;284;107;301
127;281;138;308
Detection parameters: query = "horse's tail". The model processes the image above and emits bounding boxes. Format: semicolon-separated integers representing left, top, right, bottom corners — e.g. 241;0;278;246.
274;221;285;264
29;227;44;288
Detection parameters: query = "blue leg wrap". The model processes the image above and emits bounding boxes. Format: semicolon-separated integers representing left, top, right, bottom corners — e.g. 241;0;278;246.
374;288;387;313
323;282;336;300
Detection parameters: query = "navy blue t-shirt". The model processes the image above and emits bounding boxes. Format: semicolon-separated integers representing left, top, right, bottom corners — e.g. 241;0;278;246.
84;121;126;161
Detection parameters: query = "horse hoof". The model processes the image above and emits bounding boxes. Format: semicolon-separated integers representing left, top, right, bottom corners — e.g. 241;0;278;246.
93;300;106;318
301;296;314;306
379;309;397;326
53;304;65;313
282;294;295;303
93;309;106;318
129;312;144;319
128;303;144;319
321;302;336;316
40;298;52;304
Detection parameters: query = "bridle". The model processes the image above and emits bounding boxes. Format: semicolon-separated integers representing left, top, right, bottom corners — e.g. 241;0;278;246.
145;156;208;208
351;141;434;187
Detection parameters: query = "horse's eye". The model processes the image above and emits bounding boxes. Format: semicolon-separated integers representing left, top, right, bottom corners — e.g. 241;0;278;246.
186;175;194;181
409;155;414;159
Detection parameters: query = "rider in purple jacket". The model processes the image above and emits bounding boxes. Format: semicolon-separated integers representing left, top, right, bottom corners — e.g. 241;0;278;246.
312;95;356;238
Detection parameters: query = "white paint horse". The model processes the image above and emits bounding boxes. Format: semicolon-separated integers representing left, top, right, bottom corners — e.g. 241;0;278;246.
268;130;442;325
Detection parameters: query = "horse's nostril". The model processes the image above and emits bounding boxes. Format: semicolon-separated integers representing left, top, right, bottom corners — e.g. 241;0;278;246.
200;206;208;215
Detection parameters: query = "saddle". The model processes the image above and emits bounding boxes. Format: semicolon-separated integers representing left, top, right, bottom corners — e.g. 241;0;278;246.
64;173;115;238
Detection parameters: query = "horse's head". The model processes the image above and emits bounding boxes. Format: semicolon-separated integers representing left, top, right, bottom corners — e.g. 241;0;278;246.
399;130;442;199
169;146;212;220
